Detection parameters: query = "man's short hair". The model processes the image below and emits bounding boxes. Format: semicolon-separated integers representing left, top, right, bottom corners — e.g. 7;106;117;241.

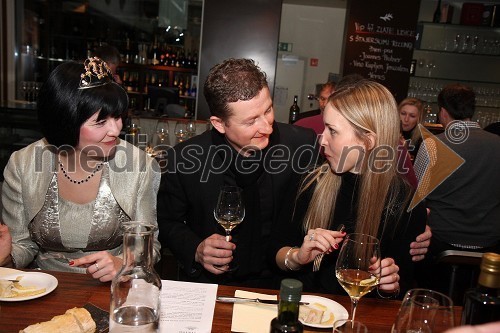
204;58;268;121
437;83;476;120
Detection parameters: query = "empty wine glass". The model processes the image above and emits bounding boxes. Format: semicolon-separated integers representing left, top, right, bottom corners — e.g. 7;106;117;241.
213;185;245;272
186;120;197;138
174;121;188;144
126;122;141;146
150;122;170;157
336;233;381;322
392;289;455;333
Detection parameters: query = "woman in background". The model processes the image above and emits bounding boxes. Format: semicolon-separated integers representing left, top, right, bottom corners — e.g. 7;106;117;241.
1;57;160;281
399;97;424;162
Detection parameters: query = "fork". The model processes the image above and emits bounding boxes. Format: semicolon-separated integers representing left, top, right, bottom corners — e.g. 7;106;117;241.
312;224;345;272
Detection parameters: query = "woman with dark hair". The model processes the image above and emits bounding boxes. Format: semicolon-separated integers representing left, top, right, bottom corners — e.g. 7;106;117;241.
0;58;160;282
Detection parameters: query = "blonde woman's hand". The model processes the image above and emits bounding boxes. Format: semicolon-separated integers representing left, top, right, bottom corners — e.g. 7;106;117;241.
296;228;345;265
70;251;123;282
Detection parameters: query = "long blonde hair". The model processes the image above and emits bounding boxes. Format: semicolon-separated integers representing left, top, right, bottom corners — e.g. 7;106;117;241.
300;80;411;237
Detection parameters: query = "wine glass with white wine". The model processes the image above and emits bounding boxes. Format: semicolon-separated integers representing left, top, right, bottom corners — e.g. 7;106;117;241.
335;233;381;322
213;186;245;272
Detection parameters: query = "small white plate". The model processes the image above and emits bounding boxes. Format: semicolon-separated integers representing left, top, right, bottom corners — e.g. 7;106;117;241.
0;272;58;302
299;295;349;329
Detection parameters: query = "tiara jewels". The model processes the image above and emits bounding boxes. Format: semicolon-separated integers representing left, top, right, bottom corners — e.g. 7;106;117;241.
78;57;113;89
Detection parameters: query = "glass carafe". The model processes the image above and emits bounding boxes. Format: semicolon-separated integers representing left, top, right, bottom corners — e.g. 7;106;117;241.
110;222;161;332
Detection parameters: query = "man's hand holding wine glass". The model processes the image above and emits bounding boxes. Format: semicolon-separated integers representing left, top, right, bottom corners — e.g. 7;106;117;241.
195;234;236;274
373;257;400;295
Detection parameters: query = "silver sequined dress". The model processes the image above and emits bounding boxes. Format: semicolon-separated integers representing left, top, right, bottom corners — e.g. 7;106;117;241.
29;163;130;272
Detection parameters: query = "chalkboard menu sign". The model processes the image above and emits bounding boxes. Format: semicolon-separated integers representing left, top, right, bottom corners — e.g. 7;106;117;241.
342;0;421;102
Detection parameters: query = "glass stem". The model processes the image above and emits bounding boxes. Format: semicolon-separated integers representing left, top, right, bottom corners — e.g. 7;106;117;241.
225;230;231;242
350;297;359;322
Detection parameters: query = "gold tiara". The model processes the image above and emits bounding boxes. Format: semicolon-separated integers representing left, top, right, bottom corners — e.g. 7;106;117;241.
78;57;113;89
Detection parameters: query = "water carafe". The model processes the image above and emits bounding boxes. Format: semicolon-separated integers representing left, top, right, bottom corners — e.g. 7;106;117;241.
110;222;161;332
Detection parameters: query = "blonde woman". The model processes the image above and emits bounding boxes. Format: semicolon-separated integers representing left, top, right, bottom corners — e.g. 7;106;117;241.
399;97;424;161
270;80;427;297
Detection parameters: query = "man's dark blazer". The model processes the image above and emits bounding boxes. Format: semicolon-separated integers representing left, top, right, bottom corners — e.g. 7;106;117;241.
157;122;318;287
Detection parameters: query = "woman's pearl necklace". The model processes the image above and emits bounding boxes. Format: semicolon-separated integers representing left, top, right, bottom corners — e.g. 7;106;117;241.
58;160;103;185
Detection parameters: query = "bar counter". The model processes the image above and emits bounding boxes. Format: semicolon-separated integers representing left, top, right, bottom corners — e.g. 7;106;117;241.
0;270;463;333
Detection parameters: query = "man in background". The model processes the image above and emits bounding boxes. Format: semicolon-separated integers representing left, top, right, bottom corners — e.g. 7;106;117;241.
294;81;335;134
93;44;123;84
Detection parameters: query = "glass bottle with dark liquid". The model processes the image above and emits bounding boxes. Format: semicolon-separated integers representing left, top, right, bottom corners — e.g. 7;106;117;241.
289;95;300;124
461;252;500;325
270;279;304;333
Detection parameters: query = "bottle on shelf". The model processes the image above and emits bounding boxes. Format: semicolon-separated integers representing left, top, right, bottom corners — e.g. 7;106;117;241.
462;252;500;325
124;37;132;64
150;35;160;66
289;95;300;124
433;0;442;23
270;278;304;333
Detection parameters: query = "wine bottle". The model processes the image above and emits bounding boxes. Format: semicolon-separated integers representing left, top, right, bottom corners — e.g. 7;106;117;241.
150;35;160;65
270;279;303;333
461;252;500;325
433;0;442;23
289;95;300;124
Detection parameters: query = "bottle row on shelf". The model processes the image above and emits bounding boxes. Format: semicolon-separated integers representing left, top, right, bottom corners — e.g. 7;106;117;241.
120;71;197;98
121;37;198;69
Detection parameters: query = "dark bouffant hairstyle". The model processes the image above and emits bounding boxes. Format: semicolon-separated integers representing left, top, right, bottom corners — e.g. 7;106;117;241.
203;58;268;121
37;61;128;148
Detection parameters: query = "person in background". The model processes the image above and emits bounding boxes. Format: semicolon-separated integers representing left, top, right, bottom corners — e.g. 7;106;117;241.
1;57;160;281
294;81;336;134
270;80;427;298
157;58;320;288
92;44;123;84
415;83;500;292
294;75;366;135
484;121;500;136
398;97;424;162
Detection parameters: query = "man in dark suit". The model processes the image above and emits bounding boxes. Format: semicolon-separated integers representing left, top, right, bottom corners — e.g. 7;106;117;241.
157;58;319;288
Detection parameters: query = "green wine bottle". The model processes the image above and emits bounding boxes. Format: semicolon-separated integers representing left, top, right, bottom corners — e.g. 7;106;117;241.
270;279;304;333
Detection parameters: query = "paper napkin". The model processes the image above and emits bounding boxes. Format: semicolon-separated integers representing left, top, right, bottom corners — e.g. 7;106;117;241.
230;290;278;333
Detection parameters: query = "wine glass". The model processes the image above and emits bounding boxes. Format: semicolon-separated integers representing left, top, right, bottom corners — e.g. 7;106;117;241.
335;233;381;322
174;121;188;144
213;186;245;271
391;289;455;333
186;120;197;138
333;319;368;333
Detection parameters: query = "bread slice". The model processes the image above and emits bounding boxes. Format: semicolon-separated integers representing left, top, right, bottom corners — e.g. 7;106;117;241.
299;304;324;324
67;308;97;333
19;307;96;333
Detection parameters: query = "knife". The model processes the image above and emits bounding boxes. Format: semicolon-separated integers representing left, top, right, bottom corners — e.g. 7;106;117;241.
217;296;309;305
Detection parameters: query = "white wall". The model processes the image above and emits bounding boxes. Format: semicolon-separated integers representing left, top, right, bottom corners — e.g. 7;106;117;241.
278;4;347;111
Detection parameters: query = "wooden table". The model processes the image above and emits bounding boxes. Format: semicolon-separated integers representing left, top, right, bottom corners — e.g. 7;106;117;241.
0;271;462;332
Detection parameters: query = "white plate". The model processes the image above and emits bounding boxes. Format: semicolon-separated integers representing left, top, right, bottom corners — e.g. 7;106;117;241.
0;272;58;302
299;295;349;329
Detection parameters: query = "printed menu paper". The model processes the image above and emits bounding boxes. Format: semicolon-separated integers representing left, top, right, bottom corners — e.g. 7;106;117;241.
160;280;217;333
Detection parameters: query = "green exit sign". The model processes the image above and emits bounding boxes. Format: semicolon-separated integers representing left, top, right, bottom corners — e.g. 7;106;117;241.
278;42;293;52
